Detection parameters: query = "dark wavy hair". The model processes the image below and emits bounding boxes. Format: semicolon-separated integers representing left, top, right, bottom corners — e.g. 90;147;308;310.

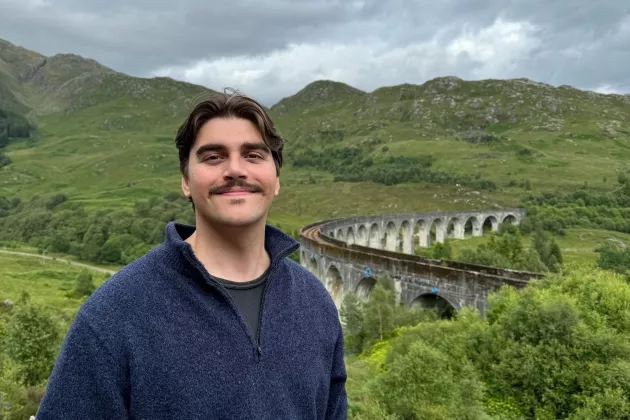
175;89;284;180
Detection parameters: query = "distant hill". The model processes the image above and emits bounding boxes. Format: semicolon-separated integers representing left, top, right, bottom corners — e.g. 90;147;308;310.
272;75;630;146
1;37;630;229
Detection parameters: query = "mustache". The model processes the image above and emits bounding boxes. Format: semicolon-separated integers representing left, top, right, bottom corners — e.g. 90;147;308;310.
209;179;264;195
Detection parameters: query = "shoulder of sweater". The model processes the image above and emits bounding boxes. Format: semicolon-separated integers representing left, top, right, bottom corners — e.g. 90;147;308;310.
282;257;323;289
76;244;169;323
281;257;339;315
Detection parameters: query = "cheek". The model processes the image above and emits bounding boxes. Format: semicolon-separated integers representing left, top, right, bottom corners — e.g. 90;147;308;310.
188;167;217;193
260;172;279;191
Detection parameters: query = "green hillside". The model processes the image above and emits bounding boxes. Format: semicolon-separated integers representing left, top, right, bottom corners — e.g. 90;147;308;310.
1;37;630;232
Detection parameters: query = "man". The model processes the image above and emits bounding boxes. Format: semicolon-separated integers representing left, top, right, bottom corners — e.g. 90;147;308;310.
36;90;348;419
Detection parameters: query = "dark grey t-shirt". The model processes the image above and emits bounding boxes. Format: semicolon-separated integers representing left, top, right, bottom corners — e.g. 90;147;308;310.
213;268;269;340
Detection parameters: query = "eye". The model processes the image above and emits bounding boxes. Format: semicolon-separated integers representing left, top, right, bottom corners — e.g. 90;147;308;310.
203;154;221;162
247;153;264;160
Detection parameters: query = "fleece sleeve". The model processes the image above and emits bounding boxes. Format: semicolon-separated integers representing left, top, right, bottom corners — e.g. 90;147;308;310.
325;326;348;420
35;312;130;420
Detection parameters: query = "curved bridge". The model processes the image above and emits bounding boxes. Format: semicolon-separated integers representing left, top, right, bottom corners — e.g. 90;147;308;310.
298;208;543;316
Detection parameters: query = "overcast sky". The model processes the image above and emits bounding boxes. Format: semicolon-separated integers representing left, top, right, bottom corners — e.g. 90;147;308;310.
1;0;629;105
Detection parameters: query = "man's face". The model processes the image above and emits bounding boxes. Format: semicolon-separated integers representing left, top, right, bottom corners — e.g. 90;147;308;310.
182;117;280;228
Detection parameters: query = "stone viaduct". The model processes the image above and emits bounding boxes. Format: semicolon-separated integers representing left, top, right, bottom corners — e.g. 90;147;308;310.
299;208;543;317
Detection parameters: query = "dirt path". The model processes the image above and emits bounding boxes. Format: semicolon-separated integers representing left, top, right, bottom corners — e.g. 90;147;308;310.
0;249;117;275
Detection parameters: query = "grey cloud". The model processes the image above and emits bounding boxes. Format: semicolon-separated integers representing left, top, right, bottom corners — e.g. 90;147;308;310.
0;0;628;102
0;0;363;72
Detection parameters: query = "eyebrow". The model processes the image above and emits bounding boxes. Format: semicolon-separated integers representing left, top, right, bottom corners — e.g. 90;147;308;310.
195;142;271;158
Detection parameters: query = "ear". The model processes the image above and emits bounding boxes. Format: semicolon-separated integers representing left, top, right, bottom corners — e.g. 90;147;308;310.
181;175;191;198
274;177;280;197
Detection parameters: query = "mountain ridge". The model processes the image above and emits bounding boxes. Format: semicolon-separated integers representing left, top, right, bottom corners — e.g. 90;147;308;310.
0;37;213;116
2;36;630;115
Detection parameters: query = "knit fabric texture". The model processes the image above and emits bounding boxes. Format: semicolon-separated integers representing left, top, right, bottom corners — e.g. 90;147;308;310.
36;222;348;419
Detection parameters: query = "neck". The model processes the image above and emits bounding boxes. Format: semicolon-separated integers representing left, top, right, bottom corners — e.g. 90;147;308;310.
185;217;270;282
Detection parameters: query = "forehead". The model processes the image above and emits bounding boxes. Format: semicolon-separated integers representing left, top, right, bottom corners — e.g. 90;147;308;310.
194;117;263;149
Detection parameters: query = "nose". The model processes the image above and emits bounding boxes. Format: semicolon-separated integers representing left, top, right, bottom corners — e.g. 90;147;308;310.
223;153;247;179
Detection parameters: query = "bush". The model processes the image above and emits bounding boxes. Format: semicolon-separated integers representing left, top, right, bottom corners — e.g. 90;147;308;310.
0;151;11;168
72;270;95;298
456;129;504;144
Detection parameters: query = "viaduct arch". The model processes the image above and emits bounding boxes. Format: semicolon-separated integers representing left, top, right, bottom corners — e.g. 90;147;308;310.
299;208;542;317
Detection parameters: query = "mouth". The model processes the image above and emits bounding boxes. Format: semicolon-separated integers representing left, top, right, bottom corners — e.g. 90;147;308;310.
211;181;263;196
218;189;255;196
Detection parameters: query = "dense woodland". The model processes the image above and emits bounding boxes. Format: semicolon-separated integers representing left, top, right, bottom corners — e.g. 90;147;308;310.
0;193;301;266
341;263;630;419
289;143;498;189
0;110;30;147
0;108;32;169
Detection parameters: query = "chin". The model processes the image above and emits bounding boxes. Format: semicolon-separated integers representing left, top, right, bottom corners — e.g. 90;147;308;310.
202;211;267;229
222;217;262;227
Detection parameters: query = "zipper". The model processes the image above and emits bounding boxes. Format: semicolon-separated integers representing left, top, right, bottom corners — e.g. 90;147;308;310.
182;248;259;352
254;243;298;361
183;243;298;362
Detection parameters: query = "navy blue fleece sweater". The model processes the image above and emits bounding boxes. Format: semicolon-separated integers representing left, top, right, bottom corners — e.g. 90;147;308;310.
36;222;347;419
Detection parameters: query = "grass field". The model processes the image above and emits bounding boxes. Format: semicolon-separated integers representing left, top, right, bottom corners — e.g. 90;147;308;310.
0;253;111;322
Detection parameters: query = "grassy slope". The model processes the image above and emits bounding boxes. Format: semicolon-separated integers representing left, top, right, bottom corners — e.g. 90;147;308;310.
0;253;110;321
271;77;630;193
0;38;45;117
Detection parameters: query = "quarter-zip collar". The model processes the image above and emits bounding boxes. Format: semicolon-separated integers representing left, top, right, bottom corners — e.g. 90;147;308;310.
164;221;299;274
161;221;300;360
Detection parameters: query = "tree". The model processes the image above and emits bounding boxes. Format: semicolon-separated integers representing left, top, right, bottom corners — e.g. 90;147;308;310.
5;299;61;387
0;127;8;148
372;342;480;419
493;229;524;264
478;267;630;418
547;239;563;272
597;242;630;276
340;293;364;354
100;235;132;263
549;239;563;265
0;150;11;168
362;277;397;347
533;227;550;265
518;216;536;234
50;230;72;253
45;193;68;210
81;220;109;261
73;270;95;298
432;241;453;260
